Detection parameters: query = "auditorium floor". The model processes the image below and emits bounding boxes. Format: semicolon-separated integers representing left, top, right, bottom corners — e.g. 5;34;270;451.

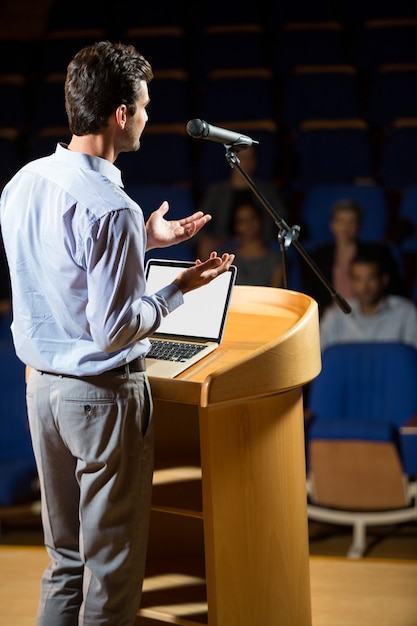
1;544;416;626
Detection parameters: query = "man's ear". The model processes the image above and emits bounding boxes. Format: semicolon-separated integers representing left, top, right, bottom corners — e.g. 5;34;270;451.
115;104;128;129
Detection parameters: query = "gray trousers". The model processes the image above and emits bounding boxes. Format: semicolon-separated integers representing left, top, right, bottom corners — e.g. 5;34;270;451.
26;367;154;626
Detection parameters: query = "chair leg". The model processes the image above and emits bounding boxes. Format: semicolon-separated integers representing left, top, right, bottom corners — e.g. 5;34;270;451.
347;520;366;558
307;498;417;558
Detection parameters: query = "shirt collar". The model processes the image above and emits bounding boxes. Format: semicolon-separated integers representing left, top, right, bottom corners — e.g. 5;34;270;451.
350;296;389;315
54;142;124;188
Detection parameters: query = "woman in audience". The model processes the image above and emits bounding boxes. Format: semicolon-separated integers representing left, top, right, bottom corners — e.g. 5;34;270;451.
221;200;283;287
302;198;404;315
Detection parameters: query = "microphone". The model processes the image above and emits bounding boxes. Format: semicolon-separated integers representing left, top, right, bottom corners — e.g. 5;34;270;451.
186;118;259;149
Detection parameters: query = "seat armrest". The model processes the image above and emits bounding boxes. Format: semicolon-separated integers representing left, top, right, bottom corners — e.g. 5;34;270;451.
400;414;417;477
400;413;417;434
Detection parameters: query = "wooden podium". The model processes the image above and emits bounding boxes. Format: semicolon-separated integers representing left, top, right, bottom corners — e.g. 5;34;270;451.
138;286;321;626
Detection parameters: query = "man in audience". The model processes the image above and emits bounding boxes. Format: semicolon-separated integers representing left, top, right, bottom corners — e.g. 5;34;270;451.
320;252;417;351
303;198;404;316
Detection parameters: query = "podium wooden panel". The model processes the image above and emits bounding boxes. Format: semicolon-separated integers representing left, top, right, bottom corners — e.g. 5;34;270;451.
138;286;321;626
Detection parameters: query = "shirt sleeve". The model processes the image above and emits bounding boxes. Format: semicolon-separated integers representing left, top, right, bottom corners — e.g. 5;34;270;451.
84;207;183;353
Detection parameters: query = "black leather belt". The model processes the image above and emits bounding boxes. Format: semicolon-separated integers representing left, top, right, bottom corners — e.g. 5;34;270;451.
39;357;147;378
107;357;147;375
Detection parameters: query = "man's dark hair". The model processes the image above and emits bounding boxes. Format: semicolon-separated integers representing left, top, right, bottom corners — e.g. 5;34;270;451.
349;250;386;276
65;41;153;135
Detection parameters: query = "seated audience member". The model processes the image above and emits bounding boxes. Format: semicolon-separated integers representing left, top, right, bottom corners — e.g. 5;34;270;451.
302;198;404;315
320;252;417;352
196;145;287;259
221;201;283;287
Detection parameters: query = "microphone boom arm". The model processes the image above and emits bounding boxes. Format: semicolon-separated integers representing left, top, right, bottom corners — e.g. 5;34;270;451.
224;147;351;314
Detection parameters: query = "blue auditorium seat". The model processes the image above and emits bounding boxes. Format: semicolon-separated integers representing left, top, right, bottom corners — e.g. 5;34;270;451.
367;64;417;129
117;124;194;188
272;21;349;78
291;119;374;191
192;24;268;83
378;119;417;189
194;119;279;194
198;68;276;124
280;64;362;131
306;342;417;558
355;18;417;78
0;314;38;506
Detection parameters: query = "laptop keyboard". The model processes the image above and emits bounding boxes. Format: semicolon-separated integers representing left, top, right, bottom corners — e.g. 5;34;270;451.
147;340;207;362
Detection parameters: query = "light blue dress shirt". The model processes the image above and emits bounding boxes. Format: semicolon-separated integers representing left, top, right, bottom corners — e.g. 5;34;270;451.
0;143;183;375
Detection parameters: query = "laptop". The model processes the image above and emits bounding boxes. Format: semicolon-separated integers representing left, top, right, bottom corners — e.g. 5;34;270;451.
144;258;237;378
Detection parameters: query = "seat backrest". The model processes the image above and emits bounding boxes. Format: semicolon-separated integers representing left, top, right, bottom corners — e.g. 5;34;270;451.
122;30;189;73
0;73;28;132
193;0;262;29
116;123;193;187
398;183;417;236
193;25;268;83
199;69;276;123
0;316;34;465
355;18;417;77
342;0;415;26
37;35;108;78
272;21;348;77
125;183;196;261
308;342;417;429
292;119;374;190
125;183;195;225
378;119;417;189
300;182;388;244
140;70;192;125
267;0;339;24
0;130;22;189
31;74;68;132
280;65;361;131
194;119;279;193
367;64;417;129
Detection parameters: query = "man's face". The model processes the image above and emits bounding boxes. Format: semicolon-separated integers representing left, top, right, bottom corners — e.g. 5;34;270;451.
349;261;388;308
121;81;150;153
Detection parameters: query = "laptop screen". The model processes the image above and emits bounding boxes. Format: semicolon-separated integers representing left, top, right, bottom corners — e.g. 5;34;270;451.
145;259;237;342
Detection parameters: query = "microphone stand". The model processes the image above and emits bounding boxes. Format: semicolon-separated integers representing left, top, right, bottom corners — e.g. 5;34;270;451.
224;146;351;314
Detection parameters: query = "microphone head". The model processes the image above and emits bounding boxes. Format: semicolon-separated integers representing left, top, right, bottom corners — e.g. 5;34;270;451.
186;118;206;138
